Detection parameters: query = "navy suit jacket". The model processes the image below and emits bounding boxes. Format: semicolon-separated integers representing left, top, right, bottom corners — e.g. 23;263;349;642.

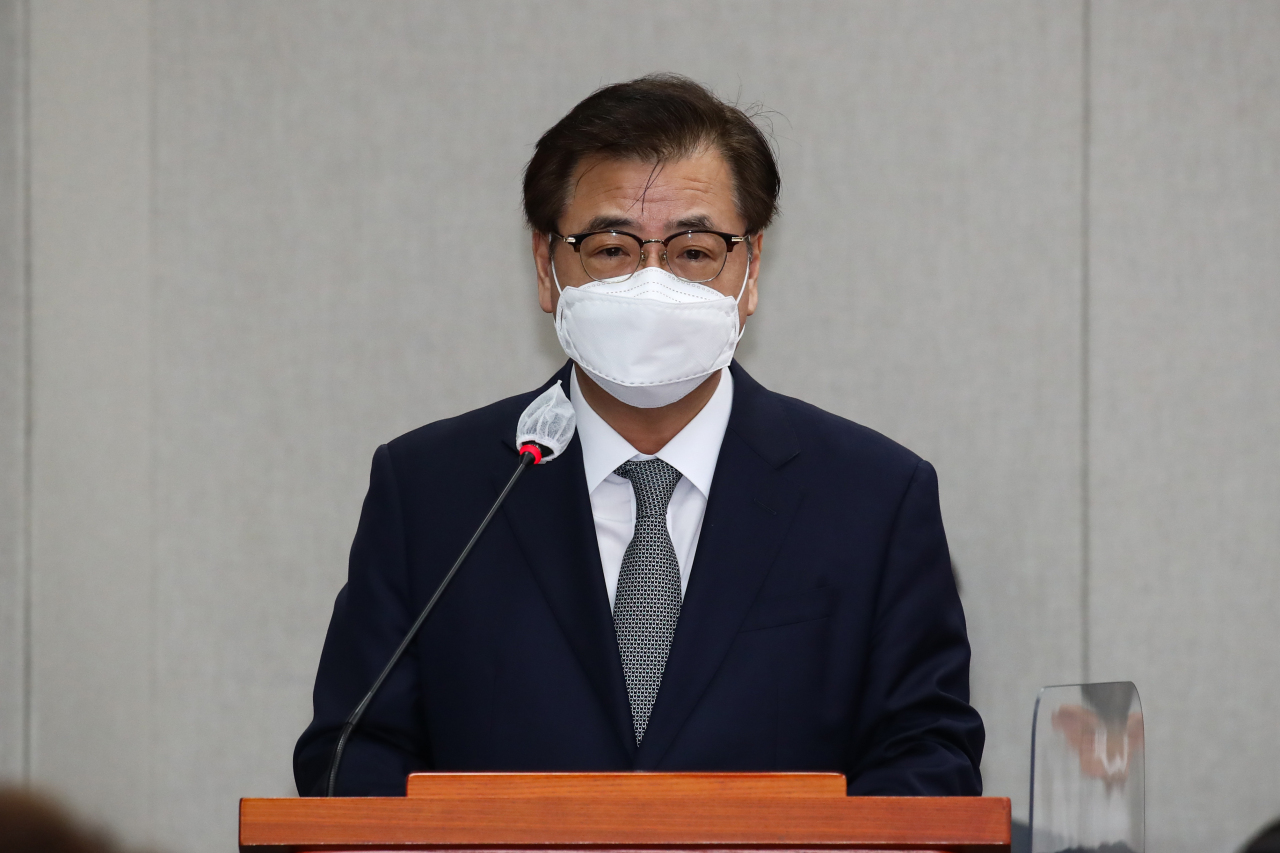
294;361;984;796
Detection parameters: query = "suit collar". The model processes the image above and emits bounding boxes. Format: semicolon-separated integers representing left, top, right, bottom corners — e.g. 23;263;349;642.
723;360;801;469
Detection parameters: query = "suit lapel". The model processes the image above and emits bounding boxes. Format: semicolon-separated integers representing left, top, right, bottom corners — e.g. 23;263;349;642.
635;362;802;769
496;365;637;762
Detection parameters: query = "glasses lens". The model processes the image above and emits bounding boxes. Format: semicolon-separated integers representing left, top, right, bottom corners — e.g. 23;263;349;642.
666;232;728;283
579;232;641;282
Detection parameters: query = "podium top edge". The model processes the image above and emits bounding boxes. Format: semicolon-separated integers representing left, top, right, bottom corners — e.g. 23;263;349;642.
405;772;848;798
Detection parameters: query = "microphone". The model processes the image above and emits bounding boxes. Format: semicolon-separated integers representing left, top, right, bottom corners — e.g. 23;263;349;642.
324;380;577;796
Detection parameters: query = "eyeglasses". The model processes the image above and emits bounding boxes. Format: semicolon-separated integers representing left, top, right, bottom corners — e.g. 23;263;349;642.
552;229;748;284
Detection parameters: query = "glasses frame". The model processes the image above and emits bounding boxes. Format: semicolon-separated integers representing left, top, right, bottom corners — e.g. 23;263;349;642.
552;228;749;284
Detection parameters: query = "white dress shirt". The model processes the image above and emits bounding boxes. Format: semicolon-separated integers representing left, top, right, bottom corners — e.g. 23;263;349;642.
569;366;734;609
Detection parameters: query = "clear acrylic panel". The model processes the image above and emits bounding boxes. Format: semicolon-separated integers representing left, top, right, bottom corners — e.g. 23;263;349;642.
1030;682;1145;853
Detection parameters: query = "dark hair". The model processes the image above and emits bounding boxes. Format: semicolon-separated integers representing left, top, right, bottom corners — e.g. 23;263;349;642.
523;74;780;235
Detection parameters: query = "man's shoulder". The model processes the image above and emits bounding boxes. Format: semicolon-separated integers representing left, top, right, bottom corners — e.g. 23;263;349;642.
747;378;927;486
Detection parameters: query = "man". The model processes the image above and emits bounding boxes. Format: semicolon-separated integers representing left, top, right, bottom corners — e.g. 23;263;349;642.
294;74;984;796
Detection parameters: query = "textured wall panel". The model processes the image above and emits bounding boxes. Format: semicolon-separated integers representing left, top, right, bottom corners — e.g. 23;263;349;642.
27;0;153;840
0;0;27;782
1090;3;1280;852
147;5;1083;849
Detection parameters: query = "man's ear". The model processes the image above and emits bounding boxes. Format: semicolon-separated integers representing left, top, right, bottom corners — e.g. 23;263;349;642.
533;232;555;314
743;231;764;317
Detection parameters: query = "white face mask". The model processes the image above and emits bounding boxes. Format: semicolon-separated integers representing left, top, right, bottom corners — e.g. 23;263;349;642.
552;244;749;409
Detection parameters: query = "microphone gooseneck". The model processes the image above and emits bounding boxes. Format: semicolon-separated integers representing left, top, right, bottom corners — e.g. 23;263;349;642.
324;446;540;797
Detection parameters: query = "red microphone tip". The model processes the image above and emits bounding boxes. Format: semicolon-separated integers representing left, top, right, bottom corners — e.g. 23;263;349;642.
517;443;544;465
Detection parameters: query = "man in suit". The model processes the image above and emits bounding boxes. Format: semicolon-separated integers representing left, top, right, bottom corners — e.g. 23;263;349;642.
294;74;984;796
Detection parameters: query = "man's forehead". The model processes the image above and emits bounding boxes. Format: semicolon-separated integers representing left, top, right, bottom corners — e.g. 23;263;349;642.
564;152;738;231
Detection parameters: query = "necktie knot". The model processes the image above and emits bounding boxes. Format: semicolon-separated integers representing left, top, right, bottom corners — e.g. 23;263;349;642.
615;458;682;519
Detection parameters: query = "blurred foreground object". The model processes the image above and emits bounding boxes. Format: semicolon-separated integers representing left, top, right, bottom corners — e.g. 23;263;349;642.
1242;817;1280;853
0;787;130;853
1030;682;1144;853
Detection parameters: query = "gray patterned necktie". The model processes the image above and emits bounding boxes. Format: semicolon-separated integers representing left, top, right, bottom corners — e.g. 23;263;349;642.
612;458;684;745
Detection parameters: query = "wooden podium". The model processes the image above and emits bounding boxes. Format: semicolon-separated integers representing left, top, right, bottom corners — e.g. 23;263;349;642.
239;772;1010;852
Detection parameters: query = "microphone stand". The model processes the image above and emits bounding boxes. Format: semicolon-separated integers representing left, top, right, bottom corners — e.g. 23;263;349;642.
324;447;540;797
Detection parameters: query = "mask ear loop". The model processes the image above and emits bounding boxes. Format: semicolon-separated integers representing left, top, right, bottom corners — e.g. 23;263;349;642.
732;241;753;341
549;235;564;296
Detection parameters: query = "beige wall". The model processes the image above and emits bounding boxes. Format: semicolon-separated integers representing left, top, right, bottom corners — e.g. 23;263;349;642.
24;0;155;836
0;3;1276;852
0;0;27;783
1089;1;1280;846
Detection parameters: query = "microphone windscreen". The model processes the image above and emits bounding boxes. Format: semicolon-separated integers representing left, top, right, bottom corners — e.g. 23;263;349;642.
515;380;576;463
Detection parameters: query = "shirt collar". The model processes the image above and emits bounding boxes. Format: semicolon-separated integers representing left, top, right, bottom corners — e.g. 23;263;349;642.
569;365;734;500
